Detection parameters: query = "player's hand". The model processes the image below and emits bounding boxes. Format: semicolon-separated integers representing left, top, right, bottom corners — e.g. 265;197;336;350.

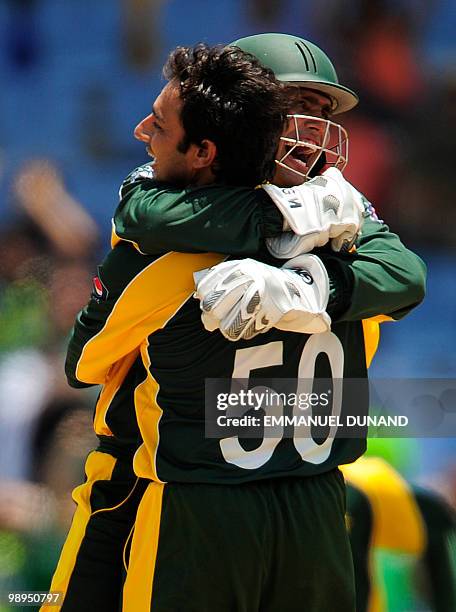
263;168;366;258
194;256;331;341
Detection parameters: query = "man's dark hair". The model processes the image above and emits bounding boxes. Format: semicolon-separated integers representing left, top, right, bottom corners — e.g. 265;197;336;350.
163;43;288;185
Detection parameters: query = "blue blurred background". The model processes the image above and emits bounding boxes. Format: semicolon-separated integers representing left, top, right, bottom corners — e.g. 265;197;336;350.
0;0;454;607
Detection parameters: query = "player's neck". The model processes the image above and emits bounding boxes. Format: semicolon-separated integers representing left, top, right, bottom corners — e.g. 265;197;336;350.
191;166;217;186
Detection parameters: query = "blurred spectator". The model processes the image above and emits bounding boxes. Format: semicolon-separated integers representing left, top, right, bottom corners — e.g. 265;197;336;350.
313;0;456;248
315;0;426;119
352;0;424;113
0;399;95;604
341;112;398;211
0;223;51;352
12;159;99;260
0;349;53;481
47;260;93;346
0;253;93;481
0;158;97;490
389;75;456;249
0;159;98;353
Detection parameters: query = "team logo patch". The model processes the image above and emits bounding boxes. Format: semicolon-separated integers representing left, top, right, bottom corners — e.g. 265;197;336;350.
91;269;109;302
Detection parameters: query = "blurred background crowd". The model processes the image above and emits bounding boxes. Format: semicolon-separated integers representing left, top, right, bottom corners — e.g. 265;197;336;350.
0;1;454;610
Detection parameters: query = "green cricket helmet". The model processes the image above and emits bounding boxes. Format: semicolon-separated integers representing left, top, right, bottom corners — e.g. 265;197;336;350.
231;33;357;181
231;33;358;115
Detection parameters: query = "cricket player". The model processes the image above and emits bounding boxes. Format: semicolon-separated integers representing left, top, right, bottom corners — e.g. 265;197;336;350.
44;41;289;611
343;457;456;612
115;37;423;609
48;34;426;611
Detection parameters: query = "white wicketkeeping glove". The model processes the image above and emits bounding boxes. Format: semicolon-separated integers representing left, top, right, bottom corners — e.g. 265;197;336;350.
263;167;366;258
193;256;331;341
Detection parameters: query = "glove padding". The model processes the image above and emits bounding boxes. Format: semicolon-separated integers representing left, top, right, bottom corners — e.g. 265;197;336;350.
263;167;366;258
194;256;331;341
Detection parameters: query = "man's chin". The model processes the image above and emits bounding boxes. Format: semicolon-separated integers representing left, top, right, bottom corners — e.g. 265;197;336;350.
273;166;308;187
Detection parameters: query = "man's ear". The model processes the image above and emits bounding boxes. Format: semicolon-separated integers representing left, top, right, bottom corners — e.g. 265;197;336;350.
193;139;217;169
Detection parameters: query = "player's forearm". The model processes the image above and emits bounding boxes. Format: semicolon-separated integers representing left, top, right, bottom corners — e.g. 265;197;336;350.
65;331;82;387
321;221;426;322
65;307;112;386
114;172;283;255
64;244;147;387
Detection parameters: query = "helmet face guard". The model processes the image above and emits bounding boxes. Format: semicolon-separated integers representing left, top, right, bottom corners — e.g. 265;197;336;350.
275;114;348;181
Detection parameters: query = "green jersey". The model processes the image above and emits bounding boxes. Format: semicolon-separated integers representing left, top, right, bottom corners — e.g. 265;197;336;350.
66;242;376;484
66;165;426;483
112;164;426;323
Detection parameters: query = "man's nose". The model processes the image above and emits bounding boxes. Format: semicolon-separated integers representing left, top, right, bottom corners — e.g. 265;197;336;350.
285;116;323;139
304;114;324;127
299;115;326;136
134;115;153;142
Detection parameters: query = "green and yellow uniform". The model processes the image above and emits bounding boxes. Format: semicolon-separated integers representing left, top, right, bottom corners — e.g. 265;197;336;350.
62;244;365;611
113;164;426;324
342;457;456;612
47;166;426;611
